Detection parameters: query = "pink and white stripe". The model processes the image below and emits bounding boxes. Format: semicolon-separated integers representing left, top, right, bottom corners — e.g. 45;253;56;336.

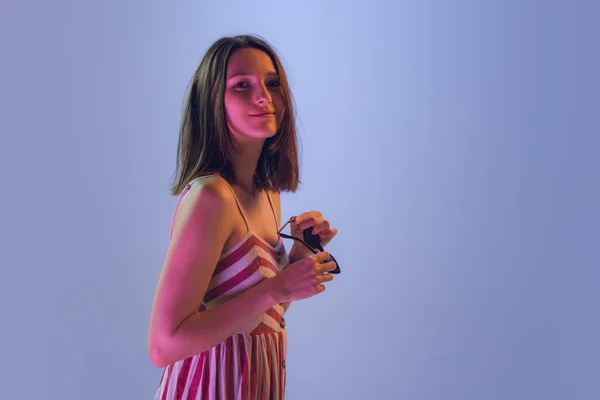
154;230;290;400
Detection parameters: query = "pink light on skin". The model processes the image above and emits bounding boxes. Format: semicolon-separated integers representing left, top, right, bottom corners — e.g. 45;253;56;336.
224;48;285;142
249;112;276;119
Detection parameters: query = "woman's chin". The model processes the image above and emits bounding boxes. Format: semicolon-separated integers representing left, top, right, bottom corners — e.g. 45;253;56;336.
232;130;277;144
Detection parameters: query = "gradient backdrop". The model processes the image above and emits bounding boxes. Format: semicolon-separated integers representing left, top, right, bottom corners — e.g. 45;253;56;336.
1;0;599;399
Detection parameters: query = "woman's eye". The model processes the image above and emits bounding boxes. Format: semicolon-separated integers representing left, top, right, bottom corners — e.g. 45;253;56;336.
234;81;250;89
233;80;280;90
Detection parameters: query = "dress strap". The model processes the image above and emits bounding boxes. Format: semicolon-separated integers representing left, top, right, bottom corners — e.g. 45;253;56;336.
265;191;279;230
169;176;212;239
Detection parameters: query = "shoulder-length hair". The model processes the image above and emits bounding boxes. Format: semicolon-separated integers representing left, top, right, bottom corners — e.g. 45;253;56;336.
170;34;301;196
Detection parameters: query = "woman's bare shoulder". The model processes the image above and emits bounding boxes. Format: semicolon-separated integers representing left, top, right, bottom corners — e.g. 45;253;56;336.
182;175;233;206
173;176;235;230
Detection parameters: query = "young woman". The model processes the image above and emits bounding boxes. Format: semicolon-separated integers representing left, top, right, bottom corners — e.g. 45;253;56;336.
148;35;338;400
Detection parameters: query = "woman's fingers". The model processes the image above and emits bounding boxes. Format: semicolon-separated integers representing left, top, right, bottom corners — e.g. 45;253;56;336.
317;273;334;283
311;252;331;264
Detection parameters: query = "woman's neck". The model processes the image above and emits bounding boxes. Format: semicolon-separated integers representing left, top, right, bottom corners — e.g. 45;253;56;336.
230;139;265;196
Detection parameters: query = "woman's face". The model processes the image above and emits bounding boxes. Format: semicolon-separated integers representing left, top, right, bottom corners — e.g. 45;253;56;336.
224;48;285;144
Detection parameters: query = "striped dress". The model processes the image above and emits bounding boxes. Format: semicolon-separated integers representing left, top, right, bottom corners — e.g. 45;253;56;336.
154;176;290;400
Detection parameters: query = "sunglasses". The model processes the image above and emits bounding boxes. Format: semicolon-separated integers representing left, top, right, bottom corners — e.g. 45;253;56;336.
276;217;341;274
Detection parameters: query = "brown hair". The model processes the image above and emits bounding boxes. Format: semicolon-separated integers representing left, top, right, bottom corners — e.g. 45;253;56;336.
170;34;301;196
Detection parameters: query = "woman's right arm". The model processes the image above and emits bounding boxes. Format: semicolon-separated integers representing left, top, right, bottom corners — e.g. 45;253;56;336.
147;178;336;368
147;178;280;368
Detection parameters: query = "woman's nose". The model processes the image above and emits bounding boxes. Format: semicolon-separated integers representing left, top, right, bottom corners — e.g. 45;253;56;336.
254;83;272;104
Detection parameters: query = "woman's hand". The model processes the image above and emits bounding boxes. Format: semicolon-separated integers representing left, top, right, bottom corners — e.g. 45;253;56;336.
288;211;338;261
269;251;337;303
